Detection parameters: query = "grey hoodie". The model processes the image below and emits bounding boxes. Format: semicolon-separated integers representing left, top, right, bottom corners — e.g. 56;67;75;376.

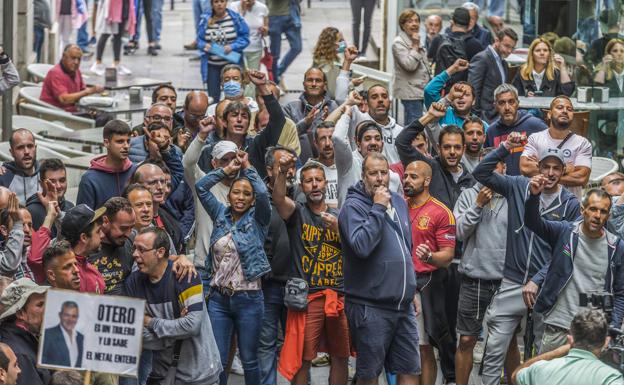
454;184;507;280
0;221;24;277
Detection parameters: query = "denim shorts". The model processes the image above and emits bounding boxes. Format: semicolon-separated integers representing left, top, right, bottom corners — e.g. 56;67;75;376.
456;276;501;336
346;301;421;380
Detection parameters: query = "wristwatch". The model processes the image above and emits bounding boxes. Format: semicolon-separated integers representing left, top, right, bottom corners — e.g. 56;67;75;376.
425;251;433;264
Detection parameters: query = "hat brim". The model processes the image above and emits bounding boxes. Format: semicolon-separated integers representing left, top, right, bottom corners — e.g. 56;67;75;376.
538;155;565;165
92;206;107;223
0;286;49;321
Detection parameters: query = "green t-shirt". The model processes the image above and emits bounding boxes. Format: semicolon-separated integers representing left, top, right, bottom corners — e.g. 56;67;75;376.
266;0;290;16
517;349;624;385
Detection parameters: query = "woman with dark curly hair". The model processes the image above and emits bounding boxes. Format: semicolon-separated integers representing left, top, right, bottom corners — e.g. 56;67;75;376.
312;27;346;98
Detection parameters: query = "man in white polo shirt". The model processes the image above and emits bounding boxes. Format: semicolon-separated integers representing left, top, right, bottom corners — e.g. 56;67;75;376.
519;96;592;199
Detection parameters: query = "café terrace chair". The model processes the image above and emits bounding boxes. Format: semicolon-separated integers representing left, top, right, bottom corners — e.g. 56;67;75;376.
17;103;96;130
587;157;619;188
18;86;59;110
26;63;54;83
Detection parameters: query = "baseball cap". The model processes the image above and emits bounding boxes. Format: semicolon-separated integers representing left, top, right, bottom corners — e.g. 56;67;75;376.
0;278;49;320
61;204;107;237
538;147;565;166
452;7;471;27
212;140;238;160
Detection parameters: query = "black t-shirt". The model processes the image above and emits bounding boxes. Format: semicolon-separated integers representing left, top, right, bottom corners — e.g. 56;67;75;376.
89;240;134;295
286;202;343;292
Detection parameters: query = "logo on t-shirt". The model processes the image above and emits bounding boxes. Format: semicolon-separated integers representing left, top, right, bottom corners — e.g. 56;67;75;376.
417;215;431;230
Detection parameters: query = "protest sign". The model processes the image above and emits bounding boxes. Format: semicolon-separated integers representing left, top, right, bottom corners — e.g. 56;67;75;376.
38;289;145;377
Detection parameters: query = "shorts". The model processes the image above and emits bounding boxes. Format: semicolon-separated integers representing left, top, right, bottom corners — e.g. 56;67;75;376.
456;276;501;336
415;292;429;345
346;301;421;380
302;295;350;361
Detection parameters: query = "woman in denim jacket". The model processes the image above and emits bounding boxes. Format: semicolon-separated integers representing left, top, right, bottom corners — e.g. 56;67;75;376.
195;150;270;385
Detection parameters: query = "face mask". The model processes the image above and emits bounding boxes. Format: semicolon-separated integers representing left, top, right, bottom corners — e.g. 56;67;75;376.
336;41;347;54
223;81;242;98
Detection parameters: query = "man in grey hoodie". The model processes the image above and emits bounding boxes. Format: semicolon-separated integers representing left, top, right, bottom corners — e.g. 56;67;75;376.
473;133;580;385
453;147;519;385
124;227;222;385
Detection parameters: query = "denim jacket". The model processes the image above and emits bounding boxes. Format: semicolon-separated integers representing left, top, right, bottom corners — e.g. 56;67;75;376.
195;167;272;282
197;8;250;83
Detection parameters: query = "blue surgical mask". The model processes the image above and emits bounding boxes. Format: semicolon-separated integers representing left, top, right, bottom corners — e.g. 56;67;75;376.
223;81;242;98
337;41;347;54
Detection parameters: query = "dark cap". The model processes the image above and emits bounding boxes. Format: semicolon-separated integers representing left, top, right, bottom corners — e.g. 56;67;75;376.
452;7;471;27
61;204;106;237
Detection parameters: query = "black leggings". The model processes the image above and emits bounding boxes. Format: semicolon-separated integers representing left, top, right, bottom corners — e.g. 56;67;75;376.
96;0;129;61
96;33;123;61
350;0;375;55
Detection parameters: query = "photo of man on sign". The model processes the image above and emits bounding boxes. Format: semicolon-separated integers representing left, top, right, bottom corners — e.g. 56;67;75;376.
41;301;84;368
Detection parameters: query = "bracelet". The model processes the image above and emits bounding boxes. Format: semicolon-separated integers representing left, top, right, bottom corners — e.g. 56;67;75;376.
425;251;432;264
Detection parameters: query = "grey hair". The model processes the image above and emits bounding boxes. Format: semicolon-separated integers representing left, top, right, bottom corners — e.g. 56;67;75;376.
570;309;608;352
462;2;480;13
493;83;519;100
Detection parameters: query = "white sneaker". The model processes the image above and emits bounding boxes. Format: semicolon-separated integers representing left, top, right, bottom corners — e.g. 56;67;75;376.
230;354;244;375
115;64;132;76
89;62;105;76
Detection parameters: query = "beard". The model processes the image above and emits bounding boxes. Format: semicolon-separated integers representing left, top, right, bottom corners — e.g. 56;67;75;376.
552;117;571;130
404;185;424;197
305;189;326;203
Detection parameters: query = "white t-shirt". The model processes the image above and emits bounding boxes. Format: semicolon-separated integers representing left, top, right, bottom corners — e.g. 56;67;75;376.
229;1;268;52
296;163;338;208
522;129;593;199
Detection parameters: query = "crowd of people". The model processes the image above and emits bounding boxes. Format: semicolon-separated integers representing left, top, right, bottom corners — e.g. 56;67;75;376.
2;1;624;385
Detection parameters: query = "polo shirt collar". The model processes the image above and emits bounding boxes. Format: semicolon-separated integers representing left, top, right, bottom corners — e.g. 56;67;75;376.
567;348;599;360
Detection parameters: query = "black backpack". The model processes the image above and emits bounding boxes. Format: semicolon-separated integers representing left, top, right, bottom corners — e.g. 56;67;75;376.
434;33;471;84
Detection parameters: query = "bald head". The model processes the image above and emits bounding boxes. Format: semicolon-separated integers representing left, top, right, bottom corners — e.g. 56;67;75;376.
184;91;209;131
133;164;167;204
0;187;11;210
426;15;443;36
403;161;432;197
408;161;432;178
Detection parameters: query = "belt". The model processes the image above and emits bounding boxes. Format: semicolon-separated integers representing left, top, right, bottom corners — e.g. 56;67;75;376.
462;276;502;286
210;286;259;297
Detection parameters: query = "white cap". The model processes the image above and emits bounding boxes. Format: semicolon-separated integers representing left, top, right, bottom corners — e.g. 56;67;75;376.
212;141;238;160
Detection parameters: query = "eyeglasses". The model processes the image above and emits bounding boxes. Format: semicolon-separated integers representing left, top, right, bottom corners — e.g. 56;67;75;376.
131;247;155;254
146;115;172;122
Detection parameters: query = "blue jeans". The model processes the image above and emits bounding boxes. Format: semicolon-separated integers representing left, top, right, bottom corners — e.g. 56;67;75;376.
268;15;302;82
33;26;45;62
152;0;164;42
258;281;287;385
401;99;423;127
193;0;209;35
77;21;89;51
209;290;265;385
206;63;225;103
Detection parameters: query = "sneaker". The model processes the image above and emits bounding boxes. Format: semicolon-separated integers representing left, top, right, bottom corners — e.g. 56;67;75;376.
148;46;159;56
115;64;132;76
311;353;330;367
89;36;97;46
184;41;197;50
230;354;244;375
89;62;105;76
81;49;94;59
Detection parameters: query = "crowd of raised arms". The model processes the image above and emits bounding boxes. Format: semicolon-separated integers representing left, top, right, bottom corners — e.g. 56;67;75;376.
1;0;624;385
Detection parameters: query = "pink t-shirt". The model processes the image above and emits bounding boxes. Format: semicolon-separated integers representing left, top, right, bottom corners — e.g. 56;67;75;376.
521;129;592;198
